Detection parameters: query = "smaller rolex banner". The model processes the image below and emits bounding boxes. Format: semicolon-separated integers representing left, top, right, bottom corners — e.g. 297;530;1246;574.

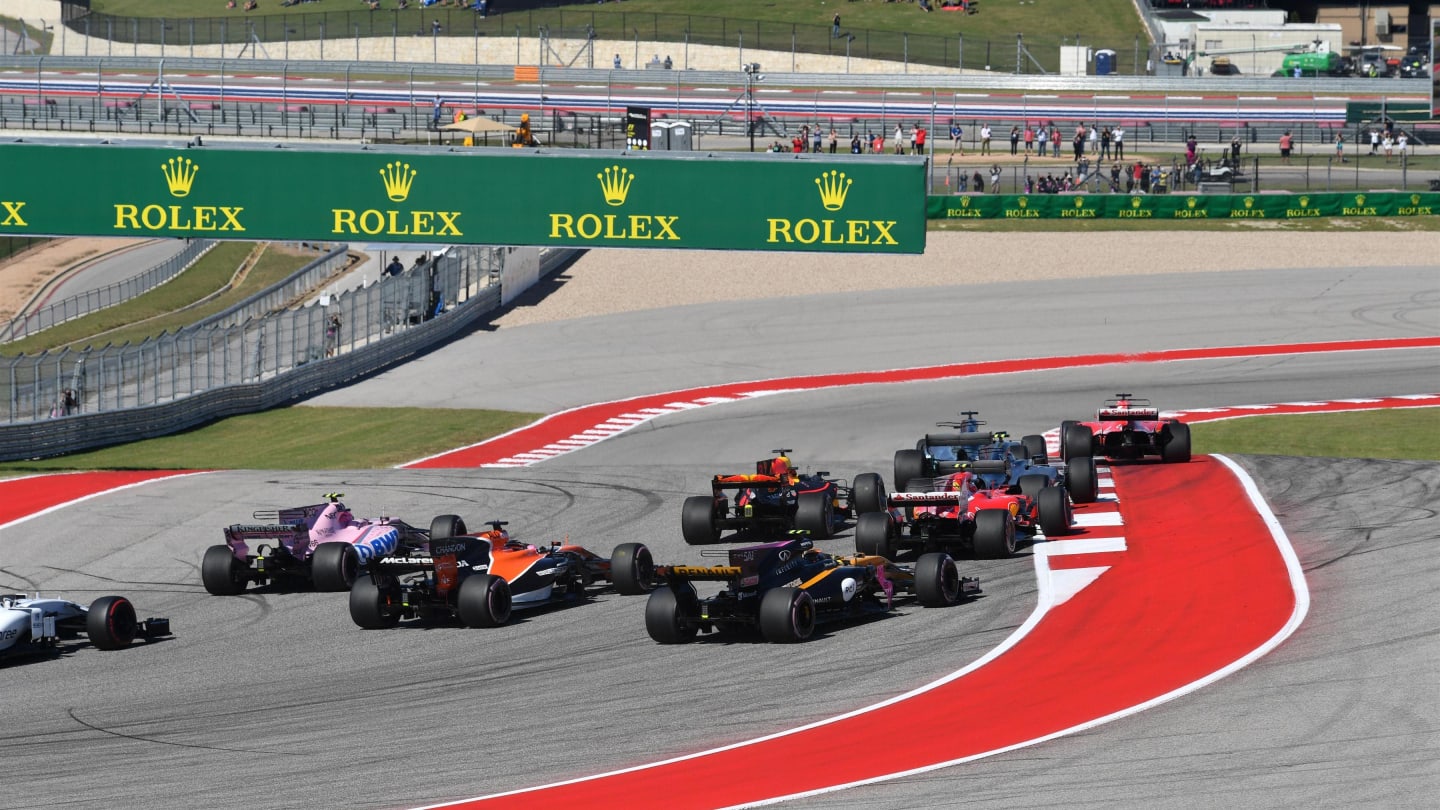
928;192;1440;220
0;144;926;254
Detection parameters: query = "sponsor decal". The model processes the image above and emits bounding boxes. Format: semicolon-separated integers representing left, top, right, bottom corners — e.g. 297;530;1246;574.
332;161;462;237
767;170;899;245
549;165;679;242
113;156;246;233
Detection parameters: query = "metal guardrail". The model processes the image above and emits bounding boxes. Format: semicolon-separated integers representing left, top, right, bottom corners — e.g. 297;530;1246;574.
1;239;216;343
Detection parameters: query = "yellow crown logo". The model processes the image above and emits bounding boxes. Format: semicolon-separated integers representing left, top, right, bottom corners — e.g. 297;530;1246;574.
379;162;417;202
814;170;852;211
1244;196;1255;209
1298;196;1309;208
597;165;634;207
160;156;199;198
1186;197;1197;209
1131;196;1143;208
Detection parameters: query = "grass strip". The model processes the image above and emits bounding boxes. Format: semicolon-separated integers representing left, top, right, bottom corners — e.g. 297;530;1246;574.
0;406;542;471
1194;408;1440;461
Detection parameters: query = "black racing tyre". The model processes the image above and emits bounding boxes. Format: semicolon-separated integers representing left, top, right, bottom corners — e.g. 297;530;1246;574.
915;553;963;607
854;512;896;558
1065;455;1099;504
794;491;833;540
645;585;699;644
311;542;360;592
429;514;467;539
893;449;927;493
610;542;655;595
201;544;247;596
972;508;1016;559
681;496;721;546
1163;421;1192;463
1037;486;1072;537
851;472;887;514
86;596;137;650
457;574;512;628
758;587;816;643
1021;434;1049;464
1063;423;1094;462
349;576;402;629
1017;474;1049;499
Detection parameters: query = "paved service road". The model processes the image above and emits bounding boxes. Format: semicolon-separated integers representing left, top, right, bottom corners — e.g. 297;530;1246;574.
0;268;1437;810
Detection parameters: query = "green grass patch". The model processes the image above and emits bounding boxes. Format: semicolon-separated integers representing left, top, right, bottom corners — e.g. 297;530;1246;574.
1;242;320;357
0;406;542;471
1194;408;1440;461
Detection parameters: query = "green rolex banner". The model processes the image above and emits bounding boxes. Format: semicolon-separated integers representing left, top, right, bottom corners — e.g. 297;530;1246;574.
0;143;927;254
928;192;1440;220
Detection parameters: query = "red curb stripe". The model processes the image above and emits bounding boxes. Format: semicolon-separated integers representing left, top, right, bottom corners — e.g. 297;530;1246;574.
420;455;1305;809
403;337;1440;469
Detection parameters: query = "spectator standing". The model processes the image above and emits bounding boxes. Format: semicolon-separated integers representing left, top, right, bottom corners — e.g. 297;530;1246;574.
950;122;963;155
1113;125;1125;160
980;124;992;155
1009;126;1020;155
1278;130;1293;165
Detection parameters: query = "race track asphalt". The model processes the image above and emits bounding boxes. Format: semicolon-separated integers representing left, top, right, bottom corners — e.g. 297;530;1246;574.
0;267;1437;810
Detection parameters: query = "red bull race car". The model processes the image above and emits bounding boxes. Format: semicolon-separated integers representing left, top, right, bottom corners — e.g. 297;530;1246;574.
348;515;657;629
643;534;979;644
202;493;425;595
681;449;854;545
852;462;1077;560
1060;394;1191;463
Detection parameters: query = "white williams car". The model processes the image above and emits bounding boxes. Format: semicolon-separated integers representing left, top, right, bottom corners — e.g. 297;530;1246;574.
0;593;170;662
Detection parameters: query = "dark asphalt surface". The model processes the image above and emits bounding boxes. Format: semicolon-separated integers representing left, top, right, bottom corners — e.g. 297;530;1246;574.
0;268;1437;810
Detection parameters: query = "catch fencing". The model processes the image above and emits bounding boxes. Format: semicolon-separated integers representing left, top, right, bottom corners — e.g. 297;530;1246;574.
1;239;216;342
0;245;502;440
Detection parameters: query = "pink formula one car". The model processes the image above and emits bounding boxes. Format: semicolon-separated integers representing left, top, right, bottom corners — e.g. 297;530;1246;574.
202;493;424;595
1060;394;1191;463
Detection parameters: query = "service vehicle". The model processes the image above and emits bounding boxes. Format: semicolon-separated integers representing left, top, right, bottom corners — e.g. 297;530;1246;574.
348;515;656;628
681;450;853;545
642;534;978;644
1;593;169;661
202;493;426;595
1060;394;1192;463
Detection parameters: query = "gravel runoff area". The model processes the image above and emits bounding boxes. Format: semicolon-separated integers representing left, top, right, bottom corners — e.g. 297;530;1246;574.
494;230;1440;327
2;231;1434;332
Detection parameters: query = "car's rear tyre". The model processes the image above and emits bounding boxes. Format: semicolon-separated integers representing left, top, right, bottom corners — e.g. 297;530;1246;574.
893;449;926;493
1037;486;1072;537
915;553;963;607
1065;455;1099;504
645;585;699;644
311;541;359;592
1017;473;1049;498
1163;421;1192;463
457;574;512;628
610;542;655;595
201;544;247;596
851;472;887;514
1062;423;1094;462
972;509;1016;559
854;512;896;558
759;587;816;643
86;596;137;650
349;576;402;629
681;496;721;546
430;514;467;539
794;491;833;540
1021;434;1049;464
